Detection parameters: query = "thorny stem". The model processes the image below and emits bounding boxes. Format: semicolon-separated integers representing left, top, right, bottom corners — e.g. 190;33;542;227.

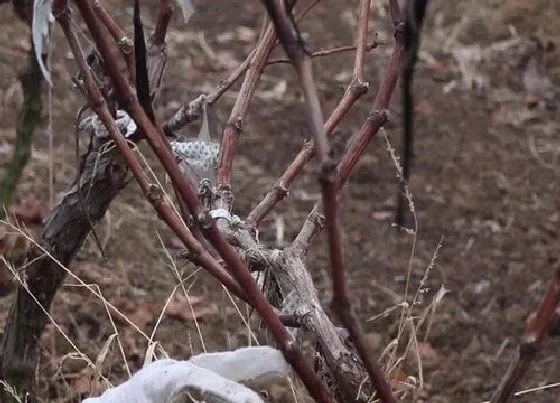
91;0;135;86
68;1;332;400
262;1;396;402
53;0;247;304
490;266;560;403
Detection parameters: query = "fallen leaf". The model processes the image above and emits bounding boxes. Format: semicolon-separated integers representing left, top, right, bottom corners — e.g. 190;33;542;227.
417;99;435;116
522;38;554;108
113;298;157;328
74;373;104;396
0;141;13;156
73;262;126;287
165;294;218;322
389;368;408;393
10;199;48;225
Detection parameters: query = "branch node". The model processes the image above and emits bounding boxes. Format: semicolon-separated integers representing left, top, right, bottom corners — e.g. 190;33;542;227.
319;159;337;185
197;210;214;229
368;108;390;124
229;117;243;131
310;210;325;229
352;78;370;96
147;184;163;204
394;22;406;45
117;36;134;54
273;183;289;197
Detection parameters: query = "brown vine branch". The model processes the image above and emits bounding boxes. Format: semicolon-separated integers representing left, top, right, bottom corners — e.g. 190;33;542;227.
164;50;256;134
223;222;376;400
151;0;175;46
216;23;277;189
163;0;321;137
91;0;135;86
215;0;320;196
69;0;332;400
490;265;560;403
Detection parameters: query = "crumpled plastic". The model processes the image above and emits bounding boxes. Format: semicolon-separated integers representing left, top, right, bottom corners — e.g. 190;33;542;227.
82;346;290;403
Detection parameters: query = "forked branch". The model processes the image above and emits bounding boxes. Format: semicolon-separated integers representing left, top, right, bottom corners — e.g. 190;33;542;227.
246;0;375;229
261;1;397;402
62;0;333;400
53;0;246;304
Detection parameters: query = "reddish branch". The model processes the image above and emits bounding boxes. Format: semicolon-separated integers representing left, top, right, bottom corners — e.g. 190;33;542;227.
490;266;560;403
56;0;333;400
53;0;245;304
216;24;276;188
91;0;135;85
216;0;317;194
246;0;375;229
152;0;175;46
261;1;397;402
164;50;256;133
163;0;322;138
293;39;404;253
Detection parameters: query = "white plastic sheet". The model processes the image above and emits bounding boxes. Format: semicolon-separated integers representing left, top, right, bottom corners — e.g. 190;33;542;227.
32;0;54;85
82;347;290;403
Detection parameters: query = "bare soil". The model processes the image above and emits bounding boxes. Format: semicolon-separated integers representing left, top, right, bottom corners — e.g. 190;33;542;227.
1;1;559;402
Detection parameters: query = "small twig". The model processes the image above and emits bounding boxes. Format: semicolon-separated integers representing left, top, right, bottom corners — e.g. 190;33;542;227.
293;39;403;252
215;0;321;196
0;32;43;220
267;41;380;65
164;50;256;134
163;0;322;137
490;266;560;403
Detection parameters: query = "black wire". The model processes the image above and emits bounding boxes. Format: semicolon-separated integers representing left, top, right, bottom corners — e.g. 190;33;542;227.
134;0;154;123
396;0;429;226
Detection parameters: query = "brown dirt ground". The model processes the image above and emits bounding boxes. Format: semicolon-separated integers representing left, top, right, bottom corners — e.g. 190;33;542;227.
1;0;560;402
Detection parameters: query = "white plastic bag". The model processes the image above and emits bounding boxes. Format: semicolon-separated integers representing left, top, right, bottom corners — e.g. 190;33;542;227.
82;347;290;403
